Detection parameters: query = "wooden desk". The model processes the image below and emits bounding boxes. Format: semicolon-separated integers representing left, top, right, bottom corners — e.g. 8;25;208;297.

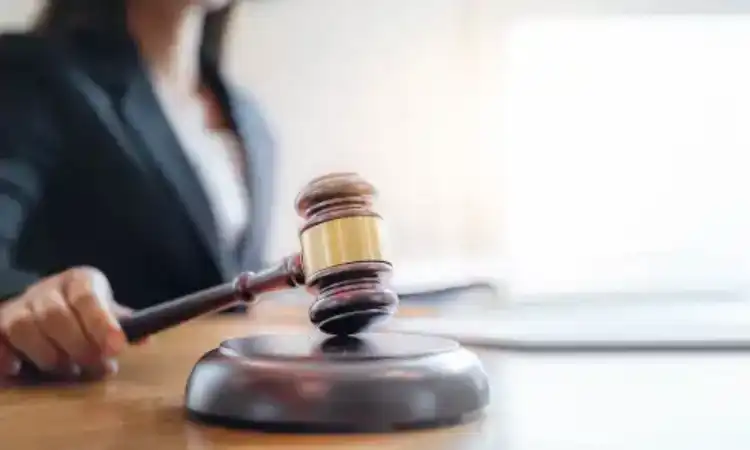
1;305;750;450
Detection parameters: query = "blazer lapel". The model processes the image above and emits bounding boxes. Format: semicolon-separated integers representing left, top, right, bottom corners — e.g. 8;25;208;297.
118;72;234;278
204;66;275;272
61;32;231;279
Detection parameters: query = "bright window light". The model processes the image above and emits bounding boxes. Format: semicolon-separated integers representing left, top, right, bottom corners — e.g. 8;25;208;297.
494;16;750;295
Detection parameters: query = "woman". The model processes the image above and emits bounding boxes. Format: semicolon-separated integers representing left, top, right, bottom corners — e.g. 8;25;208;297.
0;0;274;378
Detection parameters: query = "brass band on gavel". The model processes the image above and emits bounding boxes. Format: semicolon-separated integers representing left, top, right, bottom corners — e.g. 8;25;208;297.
300;214;387;283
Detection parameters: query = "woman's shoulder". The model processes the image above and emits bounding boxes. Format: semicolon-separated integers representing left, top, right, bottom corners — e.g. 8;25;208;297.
0;32;76;109
0;30;109;85
0;33;74;148
0;32;63;74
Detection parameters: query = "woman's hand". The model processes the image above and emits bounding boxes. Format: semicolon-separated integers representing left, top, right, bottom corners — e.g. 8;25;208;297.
0;267;130;379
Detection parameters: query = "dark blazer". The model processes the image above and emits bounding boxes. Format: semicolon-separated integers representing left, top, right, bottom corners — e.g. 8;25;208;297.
0;30;275;309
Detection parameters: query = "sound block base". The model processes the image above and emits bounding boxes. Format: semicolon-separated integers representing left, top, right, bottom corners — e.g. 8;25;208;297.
185;332;490;433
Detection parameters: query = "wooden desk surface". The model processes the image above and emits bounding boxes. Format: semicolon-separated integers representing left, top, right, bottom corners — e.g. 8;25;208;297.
2;304;750;450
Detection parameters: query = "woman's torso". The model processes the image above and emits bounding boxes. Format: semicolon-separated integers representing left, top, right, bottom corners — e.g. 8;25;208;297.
0;31;275;309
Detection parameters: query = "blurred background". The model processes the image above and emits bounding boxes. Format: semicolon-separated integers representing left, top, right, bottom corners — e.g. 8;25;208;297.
3;0;750;305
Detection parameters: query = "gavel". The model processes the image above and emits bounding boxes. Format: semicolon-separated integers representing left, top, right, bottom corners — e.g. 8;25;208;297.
118;172;399;341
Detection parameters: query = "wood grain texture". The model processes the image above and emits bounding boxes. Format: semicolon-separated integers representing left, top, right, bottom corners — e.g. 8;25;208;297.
3;303;749;450
0;306;493;450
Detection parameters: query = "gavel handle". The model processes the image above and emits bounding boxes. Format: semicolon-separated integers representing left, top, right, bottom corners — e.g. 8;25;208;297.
118;254;305;343
119;283;240;343
15;256;304;377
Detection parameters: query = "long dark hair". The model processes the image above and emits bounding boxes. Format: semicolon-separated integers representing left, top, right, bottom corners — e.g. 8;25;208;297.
32;0;235;67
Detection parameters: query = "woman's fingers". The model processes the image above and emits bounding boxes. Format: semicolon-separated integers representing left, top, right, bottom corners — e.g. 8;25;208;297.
111;303;133;318
28;289;94;366
0;341;20;376
62;267;126;358
1;301;59;371
0;266;132;379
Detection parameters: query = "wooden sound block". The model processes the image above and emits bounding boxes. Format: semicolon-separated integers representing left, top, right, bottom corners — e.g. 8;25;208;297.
184;332;490;433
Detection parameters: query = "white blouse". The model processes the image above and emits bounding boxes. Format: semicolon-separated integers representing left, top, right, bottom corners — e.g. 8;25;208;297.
154;83;251;251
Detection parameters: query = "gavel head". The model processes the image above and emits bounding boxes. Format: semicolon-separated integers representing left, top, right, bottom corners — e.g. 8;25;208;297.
295;172;399;336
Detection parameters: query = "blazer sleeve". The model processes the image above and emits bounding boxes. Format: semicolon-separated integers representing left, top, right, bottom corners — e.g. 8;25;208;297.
0;69;64;301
